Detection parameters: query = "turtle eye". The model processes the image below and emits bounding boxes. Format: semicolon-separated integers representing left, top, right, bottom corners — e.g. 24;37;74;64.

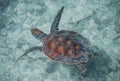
31;28;42;35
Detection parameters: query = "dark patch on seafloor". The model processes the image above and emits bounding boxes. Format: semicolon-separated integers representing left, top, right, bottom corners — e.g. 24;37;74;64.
0;0;18;32
45;62;60;74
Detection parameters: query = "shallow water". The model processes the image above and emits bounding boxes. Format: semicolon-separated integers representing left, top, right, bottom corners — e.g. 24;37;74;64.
0;0;120;81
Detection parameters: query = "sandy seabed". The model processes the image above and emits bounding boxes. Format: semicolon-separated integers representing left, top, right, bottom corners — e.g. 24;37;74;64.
0;0;120;81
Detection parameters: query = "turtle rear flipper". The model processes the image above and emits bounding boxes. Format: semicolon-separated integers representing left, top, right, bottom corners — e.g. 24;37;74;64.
75;64;87;77
51;6;64;34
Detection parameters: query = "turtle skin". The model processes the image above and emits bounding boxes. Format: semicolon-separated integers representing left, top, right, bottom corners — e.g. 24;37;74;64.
44;30;92;65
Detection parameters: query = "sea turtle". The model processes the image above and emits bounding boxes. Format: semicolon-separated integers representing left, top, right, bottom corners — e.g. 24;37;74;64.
20;6;95;76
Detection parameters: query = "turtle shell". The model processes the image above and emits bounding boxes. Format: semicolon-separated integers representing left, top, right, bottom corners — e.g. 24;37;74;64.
44;30;92;64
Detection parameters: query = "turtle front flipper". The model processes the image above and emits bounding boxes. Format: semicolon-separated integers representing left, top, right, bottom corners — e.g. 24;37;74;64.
18;46;43;60
31;28;47;40
51;6;64;34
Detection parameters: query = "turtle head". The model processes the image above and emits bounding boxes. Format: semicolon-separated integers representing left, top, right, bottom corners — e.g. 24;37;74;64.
31;28;47;41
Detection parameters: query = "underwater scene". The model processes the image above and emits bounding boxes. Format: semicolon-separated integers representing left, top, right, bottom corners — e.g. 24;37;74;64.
0;0;120;81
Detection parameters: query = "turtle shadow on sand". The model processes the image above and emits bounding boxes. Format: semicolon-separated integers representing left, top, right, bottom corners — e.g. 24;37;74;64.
69;46;112;80
87;49;111;79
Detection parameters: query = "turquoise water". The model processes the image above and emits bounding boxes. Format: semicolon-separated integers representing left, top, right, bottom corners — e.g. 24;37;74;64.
0;0;120;81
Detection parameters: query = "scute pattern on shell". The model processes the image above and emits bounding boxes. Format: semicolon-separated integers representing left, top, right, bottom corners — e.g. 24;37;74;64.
44;30;91;64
